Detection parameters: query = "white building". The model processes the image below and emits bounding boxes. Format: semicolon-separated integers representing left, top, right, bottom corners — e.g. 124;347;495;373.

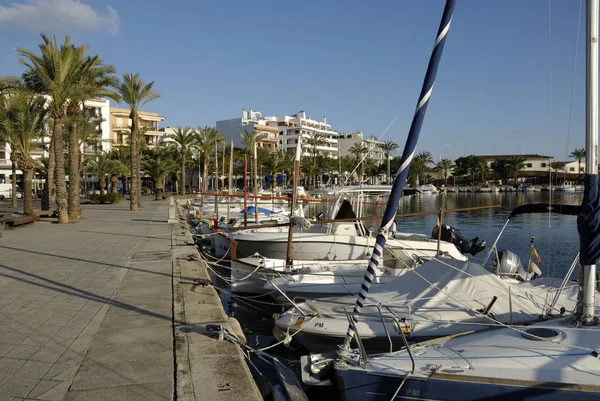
216;109;279;150
338;131;386;166
0;97;110;185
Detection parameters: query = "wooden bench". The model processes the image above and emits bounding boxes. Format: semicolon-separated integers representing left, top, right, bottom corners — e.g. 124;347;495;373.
0;215;39;237
34;210;56;218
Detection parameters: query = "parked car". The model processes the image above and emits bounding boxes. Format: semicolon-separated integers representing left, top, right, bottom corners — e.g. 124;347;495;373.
0;183;23;200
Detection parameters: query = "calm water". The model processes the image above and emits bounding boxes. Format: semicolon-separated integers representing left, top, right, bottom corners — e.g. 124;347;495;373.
202;191;584;400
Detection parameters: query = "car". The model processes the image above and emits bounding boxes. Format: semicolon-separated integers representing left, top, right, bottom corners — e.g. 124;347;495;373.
0;183;23;200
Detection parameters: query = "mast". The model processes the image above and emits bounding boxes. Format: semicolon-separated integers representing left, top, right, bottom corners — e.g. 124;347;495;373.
214;141;219;218
254;141;259;223
340;0;456;352
227;140;233;222
580;0;599;324
285;137;302;266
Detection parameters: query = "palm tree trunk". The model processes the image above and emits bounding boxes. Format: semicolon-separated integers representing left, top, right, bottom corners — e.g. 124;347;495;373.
203;157;208;194
46;137;56;208
22;167;34;216
387;157;391;183
53;119;69;224
99;177;106;196
10;156;17;208
137;150;142;208
155;182;163;201
181;152;186;195
129;112;139;211
68;122;82;219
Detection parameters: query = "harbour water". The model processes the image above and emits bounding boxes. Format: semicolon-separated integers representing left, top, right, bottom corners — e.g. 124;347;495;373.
202;191;584;400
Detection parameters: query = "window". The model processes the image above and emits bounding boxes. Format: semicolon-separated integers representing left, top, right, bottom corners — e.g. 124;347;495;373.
541;163;547;168
0;150;5;159
526;163;532;168
570;167;575;172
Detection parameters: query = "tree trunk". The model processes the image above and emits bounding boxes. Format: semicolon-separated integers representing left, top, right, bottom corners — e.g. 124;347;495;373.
137;149;142;208
129;111;139;211
181;152;186;195
68;121;82;219
47;137;56;207
99;177;106;196
155;183;163;201
387;157;391;183
203;157;208;194
10;156;17;208
110;176;118;194
53;119;69;224
22;167;34;216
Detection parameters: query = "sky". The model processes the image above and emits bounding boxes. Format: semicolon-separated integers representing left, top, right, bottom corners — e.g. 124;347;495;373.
0;0;589;162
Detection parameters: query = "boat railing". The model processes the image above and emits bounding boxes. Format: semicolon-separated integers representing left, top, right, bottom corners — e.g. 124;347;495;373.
343;304;414;369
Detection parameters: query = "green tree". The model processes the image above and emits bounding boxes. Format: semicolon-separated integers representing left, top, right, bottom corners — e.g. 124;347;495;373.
113;73;161;211
108;147;131;195
142;148;177;200
304;132;328;187
83;153;121;196
18;34;90;223
169;127;196;194
196;126;223;193
506;155;527;183
64;54;118;219
435;158;454;186
0;90;47;215
570;148;586;183
379;140;399;182
491;158;510;181
348;143;369;184
477;159;491;183
412;151;434;185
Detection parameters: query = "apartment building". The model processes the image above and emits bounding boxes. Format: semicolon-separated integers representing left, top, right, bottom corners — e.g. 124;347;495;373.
0;98;110;186
109;107;166;149
216;109;281;151
338;131;386;165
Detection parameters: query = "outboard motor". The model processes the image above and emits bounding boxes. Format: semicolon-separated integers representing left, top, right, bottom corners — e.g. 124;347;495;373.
431;224;486;256
493;250;535;281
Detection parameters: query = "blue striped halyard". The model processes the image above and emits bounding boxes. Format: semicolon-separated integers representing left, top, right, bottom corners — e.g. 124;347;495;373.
340;0;457;352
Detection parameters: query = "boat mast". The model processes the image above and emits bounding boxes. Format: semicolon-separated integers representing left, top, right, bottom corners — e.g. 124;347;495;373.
285;137;302;266
581;0;598;324
227;140;233;222
339;0;456;353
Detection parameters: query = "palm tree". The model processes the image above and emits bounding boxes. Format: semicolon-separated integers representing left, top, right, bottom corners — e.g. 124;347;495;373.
348;143;369;185
304;132;328;188
64;55;118;219
142;149;177;200
477;159;491;183
0;79;21;209
435;158;454;186
18;35;91;223
240;129;262;193
413;151;434;186
0;90;47;215
197;126;223;194
379;140;399;182
82;154;121;196
169;127;196;195
506;155;526;183
550;161;567;185
570;148;586;183
108;147;131;196
113;73;161;211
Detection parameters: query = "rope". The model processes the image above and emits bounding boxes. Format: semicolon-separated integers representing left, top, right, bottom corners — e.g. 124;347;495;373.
547;0;553;278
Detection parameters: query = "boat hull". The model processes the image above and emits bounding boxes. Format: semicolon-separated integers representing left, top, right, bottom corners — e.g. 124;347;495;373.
335;367;600;401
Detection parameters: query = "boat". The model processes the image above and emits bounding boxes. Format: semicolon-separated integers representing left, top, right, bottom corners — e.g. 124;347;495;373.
417;184;439;193
274;256;593;353
311;1;600;399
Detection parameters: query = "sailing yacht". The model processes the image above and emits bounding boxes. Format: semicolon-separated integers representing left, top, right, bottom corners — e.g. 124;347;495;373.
307;1;600;399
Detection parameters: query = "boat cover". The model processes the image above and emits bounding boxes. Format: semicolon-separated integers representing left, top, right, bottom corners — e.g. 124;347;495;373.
578;174;600;265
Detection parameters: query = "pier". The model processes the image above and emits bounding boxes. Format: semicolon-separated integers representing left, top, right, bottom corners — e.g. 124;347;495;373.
0;197;260;400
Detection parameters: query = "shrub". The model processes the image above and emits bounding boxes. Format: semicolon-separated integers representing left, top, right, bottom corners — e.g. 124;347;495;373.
105;193;121;204
90;194;102;204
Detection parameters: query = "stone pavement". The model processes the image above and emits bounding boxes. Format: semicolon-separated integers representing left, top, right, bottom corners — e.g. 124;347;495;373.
0;199;174;400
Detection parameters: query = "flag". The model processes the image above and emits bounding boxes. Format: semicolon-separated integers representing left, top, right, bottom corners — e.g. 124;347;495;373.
530;245;542;264
528;261;543;276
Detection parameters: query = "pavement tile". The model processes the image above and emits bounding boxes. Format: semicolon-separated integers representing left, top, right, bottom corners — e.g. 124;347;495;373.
4;345;41;361
0;375;39;398
26;379;67;400
13;360;52;379
65;381;172;401
43;363;79;382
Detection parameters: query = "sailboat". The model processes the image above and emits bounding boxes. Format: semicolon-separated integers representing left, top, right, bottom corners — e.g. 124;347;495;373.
305;1;600;399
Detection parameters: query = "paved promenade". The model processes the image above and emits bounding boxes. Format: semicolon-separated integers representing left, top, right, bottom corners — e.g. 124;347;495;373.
0;199;174;400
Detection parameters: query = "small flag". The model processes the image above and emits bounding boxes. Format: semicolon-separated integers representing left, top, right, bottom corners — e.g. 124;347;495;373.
529;261;543;276
530;245;542;264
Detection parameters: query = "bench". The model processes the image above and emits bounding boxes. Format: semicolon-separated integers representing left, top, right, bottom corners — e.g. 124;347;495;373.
0;215;39;237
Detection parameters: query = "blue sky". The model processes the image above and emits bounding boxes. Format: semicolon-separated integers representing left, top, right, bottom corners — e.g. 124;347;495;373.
0;0;588;161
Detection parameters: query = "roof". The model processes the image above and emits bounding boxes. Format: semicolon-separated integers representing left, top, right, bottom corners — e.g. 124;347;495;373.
478;154;552;160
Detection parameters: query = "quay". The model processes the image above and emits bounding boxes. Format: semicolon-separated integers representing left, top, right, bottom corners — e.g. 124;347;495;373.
0;197;260;400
